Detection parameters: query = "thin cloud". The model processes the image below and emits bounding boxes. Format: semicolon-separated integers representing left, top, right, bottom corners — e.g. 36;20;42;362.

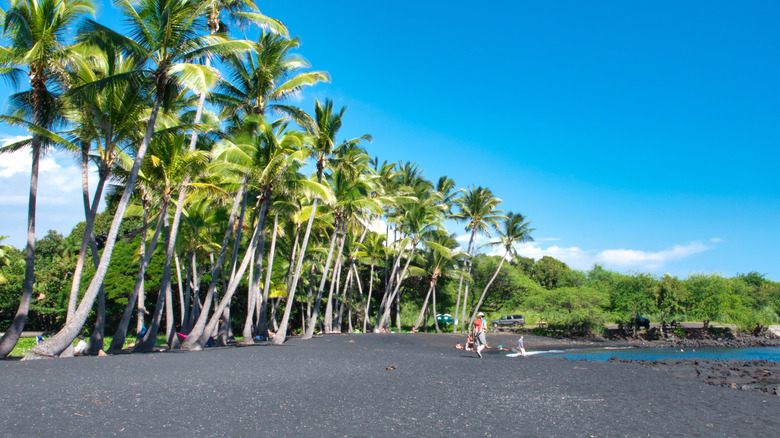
509;239;719;274
597;241;712;270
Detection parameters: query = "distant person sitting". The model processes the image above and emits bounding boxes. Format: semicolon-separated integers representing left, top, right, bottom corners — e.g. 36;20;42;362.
455;342;464;350
74;335;87;355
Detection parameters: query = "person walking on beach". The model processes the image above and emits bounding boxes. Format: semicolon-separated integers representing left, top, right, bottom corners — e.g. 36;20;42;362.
518;336;526;356
472;312;487;358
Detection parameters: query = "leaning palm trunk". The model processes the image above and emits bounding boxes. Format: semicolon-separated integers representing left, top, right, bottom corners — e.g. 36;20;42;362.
189;201;266;350
335;266;352;332
107;204;166;353
453;230;477;333
255;211;279;339
0;138;41;358
432;283;442;333
301;212;338;340
363;262;375;332
26;88;165;359
374;256;401;329
274;196;320;345
469;251;508;326
175;253;186;327
458;230;478;333
64;152;107;357
374;246;406;331
350;263;368;332
242;197;270;342
133;215;172;352
180;179;248;349
376;245;417;330
154;78;210;349
413;281;435;331
322;229;347;333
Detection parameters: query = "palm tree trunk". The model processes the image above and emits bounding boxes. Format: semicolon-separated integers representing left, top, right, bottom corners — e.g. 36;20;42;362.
243;198;270;342
63;148;107;357
107;204;166;353
190;204;265;349
133;212;171;352
322;229;346;334
364;262;375;332
413;281;435;330
256;211;279;339
469;251;508;326
432;283;441;333
377;244;417;330
301;210;337;340
179;179;247;349
453;230;477;333
274;196;319;345
175;252;185;327
374;247;405;331
335;262;351;332
0;137;40;358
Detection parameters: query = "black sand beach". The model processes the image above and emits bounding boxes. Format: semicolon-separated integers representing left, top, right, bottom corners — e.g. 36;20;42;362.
1;333;778;437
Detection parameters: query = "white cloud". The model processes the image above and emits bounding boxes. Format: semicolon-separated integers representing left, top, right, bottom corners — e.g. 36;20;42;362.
514;243;595;270
596;241;711;270
488;239;721;274
0;148;102;247
710;237;724;243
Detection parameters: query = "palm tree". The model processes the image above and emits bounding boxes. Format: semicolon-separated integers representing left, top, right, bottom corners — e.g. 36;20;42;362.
375;198;444;331
355;232;386;332
469;212;534;325
216;31;328;123
133;129;214;352
409;233;465;332
450;185;504;333
305;148;380;338
148;0;286;352
274;99;368;345
64;45;149;356
182;116;309;349
27;0;248;358
0;0;96;358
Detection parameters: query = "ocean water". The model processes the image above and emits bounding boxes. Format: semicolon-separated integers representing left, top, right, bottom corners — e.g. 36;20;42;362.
526;346;780;362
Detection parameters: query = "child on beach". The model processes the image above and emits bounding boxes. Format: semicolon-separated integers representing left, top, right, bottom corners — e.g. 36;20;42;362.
74;335;87;355
517;336;526;356
465;334;475;351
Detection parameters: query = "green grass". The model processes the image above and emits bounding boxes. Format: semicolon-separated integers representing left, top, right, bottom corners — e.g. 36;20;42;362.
8;334;158;357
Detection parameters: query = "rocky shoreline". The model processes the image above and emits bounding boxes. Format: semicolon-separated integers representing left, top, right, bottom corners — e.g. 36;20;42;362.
485;329;780;395
616;358;780;396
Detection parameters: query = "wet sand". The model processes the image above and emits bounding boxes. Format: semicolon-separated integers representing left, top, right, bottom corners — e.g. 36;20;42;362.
1;333;778;437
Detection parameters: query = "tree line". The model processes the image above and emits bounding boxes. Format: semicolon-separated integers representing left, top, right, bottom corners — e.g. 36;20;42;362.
0;0;536;358
1;0;777;359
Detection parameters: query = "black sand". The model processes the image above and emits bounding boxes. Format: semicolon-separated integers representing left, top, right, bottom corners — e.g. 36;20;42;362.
1;333;778;437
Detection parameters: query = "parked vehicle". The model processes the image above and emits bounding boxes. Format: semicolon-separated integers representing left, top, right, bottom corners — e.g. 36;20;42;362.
490;315;525;328
631;315;650;330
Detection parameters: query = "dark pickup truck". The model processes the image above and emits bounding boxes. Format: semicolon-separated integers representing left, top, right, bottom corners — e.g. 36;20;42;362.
490;315;525;328
631;315;650;330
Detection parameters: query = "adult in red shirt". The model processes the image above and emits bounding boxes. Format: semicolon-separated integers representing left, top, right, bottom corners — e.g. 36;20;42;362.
472;312;487;358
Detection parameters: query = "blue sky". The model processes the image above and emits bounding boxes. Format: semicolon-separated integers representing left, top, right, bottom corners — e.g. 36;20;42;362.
1;0;778;280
